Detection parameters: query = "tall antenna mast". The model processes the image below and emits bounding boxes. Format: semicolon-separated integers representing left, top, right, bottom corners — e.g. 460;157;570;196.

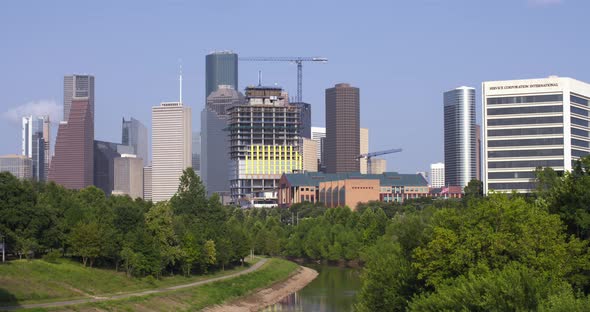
258;70;262;86
179;59;183;103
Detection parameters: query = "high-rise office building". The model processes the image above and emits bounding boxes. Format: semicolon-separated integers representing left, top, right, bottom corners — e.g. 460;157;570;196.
143;165;152;201
293;102;312;138
325;83;360;173
192;131;201;176
430;162;445;188
201;85;244;196
152;102;191;202
476;124;481;181
94;140;129;196
483;76;590;193
227;86;302;205
113;154;144;199
0;155;32;179
122;117;148;166
63;75;94;122
302;138;318;172
311;127;326;172
206;51;238;99
22;115;48;181
360;128;369;174
444;86;476;188
49;75;95;190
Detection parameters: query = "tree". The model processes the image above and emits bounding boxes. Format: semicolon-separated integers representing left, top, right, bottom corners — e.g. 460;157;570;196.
145;201;180;276
69;221;104;267
201;240;216;272
463;179;483;202
355;238;416;312
170;168;207;216
179;233;200;276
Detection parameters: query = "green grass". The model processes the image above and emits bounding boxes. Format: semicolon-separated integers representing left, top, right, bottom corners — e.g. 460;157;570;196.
47;258;299;312
0;257;260;306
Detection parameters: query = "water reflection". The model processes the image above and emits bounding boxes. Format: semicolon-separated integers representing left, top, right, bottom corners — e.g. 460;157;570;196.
261;264;361;312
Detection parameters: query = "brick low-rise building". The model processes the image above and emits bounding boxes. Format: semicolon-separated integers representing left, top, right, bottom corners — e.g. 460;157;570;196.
278;172;430;209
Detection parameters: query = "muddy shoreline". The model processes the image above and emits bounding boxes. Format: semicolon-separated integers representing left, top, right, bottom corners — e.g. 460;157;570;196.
203;265;319;312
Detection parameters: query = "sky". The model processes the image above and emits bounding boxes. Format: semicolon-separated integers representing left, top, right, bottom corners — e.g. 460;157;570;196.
1;0;589;174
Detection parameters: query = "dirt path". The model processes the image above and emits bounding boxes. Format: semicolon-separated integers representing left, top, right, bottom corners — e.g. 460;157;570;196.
0;258;268;311
203;265;318;312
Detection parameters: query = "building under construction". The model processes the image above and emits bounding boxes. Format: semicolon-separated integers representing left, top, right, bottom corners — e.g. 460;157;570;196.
227;85;302;207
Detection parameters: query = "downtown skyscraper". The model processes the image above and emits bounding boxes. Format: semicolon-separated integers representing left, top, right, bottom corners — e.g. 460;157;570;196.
325;83;360;173
22;115;49;181
49;75;95;189
206;51;238;99
152;101;191;202
122;117;148;166
444;86;476;188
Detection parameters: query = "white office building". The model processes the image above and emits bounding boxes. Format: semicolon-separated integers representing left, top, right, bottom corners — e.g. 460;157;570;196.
483;76;590;194
430;162;445;188
151;102;191;202
360;128;369;174
311;127;326;171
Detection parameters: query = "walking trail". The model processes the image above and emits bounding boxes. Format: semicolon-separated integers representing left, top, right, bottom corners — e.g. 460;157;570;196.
1;258;268;311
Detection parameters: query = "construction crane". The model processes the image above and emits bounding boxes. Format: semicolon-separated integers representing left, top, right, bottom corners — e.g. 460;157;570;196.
357;148;403;174
238;56;328;103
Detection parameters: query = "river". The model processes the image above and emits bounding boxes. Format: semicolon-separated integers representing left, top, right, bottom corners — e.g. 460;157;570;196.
261;264;361;312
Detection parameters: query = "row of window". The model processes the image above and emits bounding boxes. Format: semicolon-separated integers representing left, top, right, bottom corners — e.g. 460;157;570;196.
488;149;563;158
487;127;562;137
571;106;589;117
488;137;563;147
572;138;590;148
487;105;562;116
571;94;589;106
488;171;537;179
572;128;589;137
571;117;589;127
488;116;562;126
487;94;562;105
488;182;537;190
488;159;563;168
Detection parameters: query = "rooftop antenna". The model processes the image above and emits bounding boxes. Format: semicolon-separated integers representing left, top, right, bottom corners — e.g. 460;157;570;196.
258;70;262;87
179;59;183;103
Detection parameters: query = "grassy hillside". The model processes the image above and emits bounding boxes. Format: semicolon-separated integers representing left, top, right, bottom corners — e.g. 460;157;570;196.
0;258;259;305
61;258;299;311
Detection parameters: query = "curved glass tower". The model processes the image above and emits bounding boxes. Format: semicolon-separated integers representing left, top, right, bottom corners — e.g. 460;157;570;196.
444;86;476;188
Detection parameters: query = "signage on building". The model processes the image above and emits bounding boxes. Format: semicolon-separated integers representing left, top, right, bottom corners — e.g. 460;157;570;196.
489;82;559;91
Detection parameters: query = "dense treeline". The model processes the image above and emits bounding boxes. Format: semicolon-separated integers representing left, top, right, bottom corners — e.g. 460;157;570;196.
4;157;590;310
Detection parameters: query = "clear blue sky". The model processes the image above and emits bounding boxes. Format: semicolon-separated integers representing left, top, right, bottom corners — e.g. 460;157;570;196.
1;0;588;173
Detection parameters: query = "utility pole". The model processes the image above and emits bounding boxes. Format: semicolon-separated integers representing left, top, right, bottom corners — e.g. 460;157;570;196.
1;233;5;263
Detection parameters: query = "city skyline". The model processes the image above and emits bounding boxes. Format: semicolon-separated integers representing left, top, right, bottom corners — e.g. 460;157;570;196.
1;1;589;175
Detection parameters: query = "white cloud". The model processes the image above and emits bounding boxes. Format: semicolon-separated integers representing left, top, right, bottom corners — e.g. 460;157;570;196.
2;100;62;125
528;0;563;6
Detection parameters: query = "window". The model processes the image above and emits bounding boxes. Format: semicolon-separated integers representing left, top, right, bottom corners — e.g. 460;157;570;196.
488;171;537;179
488;159;563;168
487;127;562;137
487;94;562;105
488;116;562;126
488;149;563;158
572;149;590;158
488;138;563;147
571;117;589;127
571;106;589;117
571;128;589;137
571;138;590;148
487;105;562;115
571;94;589;106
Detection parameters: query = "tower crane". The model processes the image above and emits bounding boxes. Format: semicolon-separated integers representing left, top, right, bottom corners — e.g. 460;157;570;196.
238;56;328;103
357;148;403;174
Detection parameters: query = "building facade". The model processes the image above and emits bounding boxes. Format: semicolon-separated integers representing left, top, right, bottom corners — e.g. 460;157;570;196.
444;86;476;188
227;86;302;205
483;76;590;193
201;85;244;196
143;165;152;201
122;117;148;166
94;140;125;196
369;158;387;174
360;128;369;174
293;102;312;138
206;51;238;99
152;102;191;202
0;155;32;179
311;127;326;172
192;131;201;176
302;138;318;172
114;154;144;199
325;83;360;173
430;162;445;188
22;115;47;181
278;172;429;209
49;75;95;190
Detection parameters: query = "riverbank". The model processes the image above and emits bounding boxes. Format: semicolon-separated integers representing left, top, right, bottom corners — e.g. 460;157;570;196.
203;265;318;312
